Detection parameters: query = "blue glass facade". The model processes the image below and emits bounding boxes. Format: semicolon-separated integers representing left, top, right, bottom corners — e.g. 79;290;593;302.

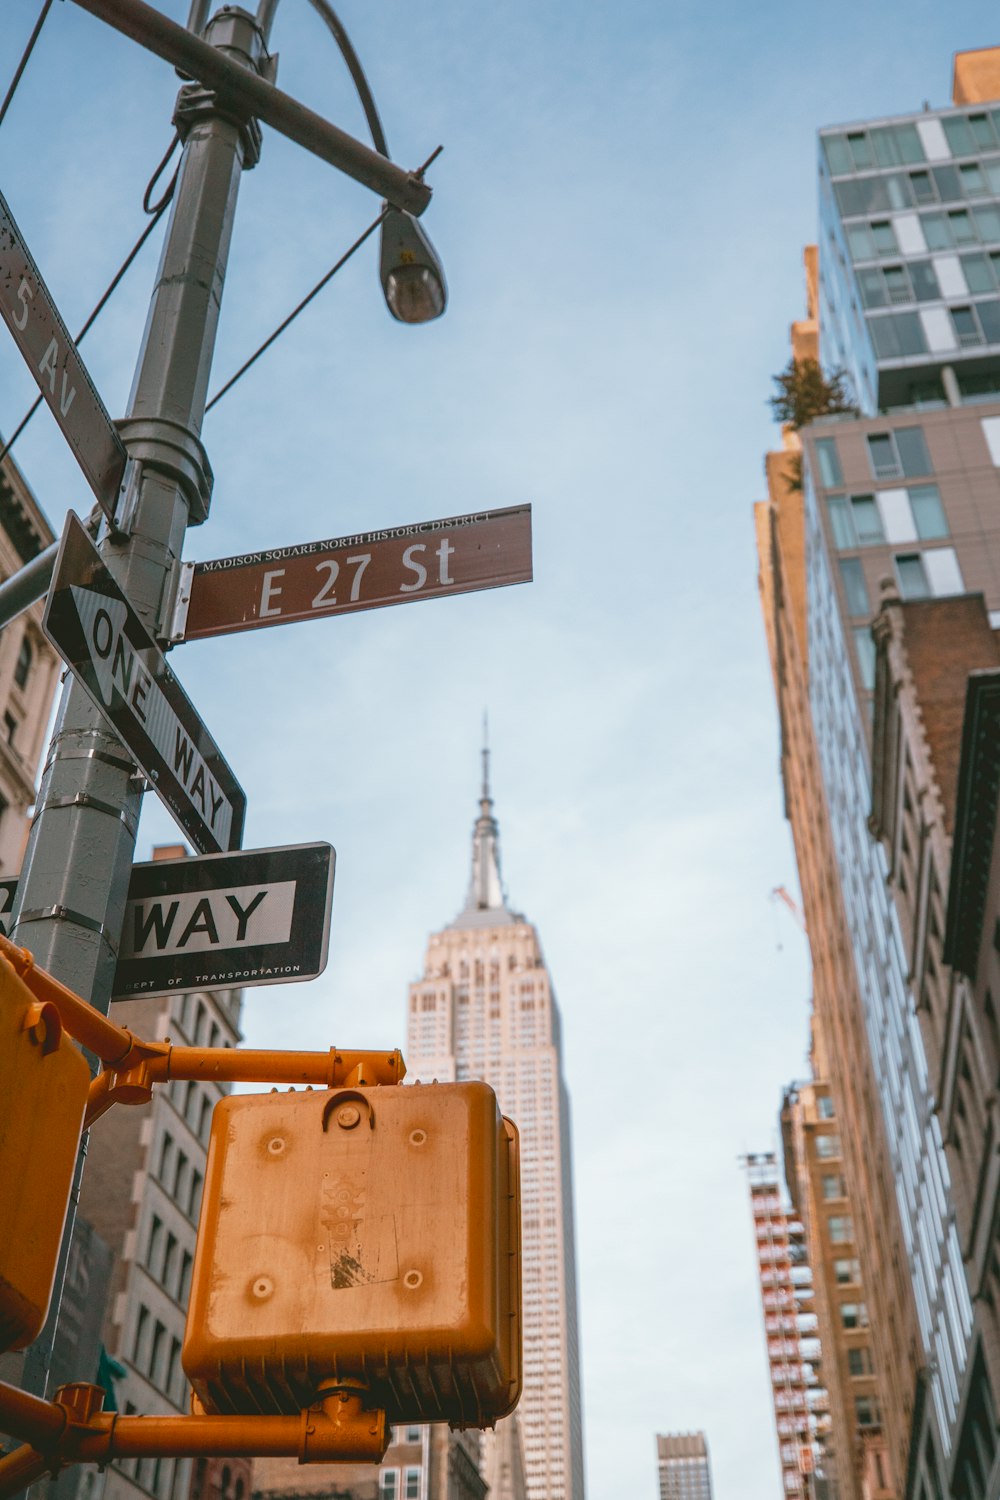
804;457;974;1455
819;106;1000;414
801;93;1000;1466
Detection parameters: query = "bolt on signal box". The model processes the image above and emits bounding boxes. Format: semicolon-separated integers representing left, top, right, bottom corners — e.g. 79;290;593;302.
182;1078;521;1427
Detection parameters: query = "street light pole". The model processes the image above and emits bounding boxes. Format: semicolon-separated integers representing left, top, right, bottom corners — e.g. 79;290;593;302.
14;4;265;1398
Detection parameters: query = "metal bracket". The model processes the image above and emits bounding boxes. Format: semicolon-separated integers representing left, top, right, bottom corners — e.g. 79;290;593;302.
31;792;138;838
16;906;117;952
113;422;214;528
165;561;195;644
174;80;263;168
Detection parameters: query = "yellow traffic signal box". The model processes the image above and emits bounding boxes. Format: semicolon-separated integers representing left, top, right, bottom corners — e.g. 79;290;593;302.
183;1079;521;1428
0;955;90;1352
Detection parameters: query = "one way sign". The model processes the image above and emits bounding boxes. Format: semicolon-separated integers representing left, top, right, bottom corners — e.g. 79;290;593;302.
113;843;335;998
44;513;246;854
0;843;335;998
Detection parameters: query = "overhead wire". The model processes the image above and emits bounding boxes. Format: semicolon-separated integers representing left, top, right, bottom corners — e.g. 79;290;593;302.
0;0;53;132
205;205;389;412
0;139;181;474
1;0;440;438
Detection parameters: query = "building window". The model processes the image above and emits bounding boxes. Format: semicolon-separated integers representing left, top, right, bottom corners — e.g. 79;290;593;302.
132;1305;149;1364
3;712;18;747
908;484;948;539
840;1302;869;1328
814;437;842;488
828;1215;854;1244
817;1097;835;1120
848;1346;874;1375
846;219;899;262
896;553;931;599
952;304;985;346
855;1395;880;1427
379;1472;399;1499
166;1337;181;1401
179;1250;193;1303
149;1320;166;1384
162;1233;178;1295
816;1133;841;1158
866;427;931;480
13;636;31;691
404;1469;421;1500
943;113;1000;156
146;1215;163;1271
834;1257;861;1285
847;494;884;545
838;559;870;617
869;310;928;359
896;547;964;599
853;628;876;690
821;1173;846;1200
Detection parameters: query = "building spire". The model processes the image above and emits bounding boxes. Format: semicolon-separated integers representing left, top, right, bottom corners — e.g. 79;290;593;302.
462;714;506;916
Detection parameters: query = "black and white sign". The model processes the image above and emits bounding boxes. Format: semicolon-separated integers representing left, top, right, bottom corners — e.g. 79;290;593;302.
0;190;128;521
0;878;16;936
44;513;246;854
113;843;335;998
0;844;334;996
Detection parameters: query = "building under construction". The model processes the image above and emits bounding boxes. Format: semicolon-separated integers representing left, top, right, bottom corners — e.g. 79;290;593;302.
743;1153;832;1499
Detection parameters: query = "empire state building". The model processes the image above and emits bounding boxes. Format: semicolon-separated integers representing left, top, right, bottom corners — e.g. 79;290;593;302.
405;748;585;1500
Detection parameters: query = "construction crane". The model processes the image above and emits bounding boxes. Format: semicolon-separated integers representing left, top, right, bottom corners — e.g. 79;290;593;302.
770;885;807;945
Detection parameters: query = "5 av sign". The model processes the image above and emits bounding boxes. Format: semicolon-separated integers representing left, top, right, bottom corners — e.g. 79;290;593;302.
0;190;128;521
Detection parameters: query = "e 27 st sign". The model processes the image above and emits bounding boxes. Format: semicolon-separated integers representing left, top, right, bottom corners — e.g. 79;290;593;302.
173;505;532;642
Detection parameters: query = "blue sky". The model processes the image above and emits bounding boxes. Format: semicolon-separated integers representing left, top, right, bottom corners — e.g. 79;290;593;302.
4;2;1000;1496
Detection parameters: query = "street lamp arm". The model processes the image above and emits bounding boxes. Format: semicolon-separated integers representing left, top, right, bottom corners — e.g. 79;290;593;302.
67;0;431;214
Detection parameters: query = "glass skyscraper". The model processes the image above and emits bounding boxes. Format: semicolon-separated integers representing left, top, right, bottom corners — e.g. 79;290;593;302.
759;49;1000;1495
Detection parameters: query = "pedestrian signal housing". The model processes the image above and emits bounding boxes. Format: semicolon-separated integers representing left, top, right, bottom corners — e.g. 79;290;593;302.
0;955;90;1351
182;1079;521;1427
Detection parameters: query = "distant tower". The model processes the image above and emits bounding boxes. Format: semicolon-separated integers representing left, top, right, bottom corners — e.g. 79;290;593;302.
405;735;585;1500
655;1433;713;1500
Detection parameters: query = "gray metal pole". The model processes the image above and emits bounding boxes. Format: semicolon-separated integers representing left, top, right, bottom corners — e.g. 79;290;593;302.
0;543;56;632
14;4;263;1399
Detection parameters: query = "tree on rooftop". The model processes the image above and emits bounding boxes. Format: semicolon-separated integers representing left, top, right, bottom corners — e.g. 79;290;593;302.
769;358;858;430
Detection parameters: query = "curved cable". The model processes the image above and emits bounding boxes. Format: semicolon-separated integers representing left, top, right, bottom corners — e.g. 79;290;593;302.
304;0;389;158
143;132;181;216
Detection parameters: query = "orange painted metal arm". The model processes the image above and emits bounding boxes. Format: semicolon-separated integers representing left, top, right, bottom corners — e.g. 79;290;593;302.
83;1045;405;1128
0;1380;384;1497
0;1444;53;1498
0;1379;67;1448
159;1046;405;1088
0;936;138;1066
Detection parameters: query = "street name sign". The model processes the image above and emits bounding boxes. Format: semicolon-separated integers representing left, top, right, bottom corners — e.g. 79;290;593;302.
0;190;128;521
44;513;246;855
0;844;334;996
173;504;532;642
113;842;335;998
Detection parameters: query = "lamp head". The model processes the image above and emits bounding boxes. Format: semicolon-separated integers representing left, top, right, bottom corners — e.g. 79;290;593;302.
380;207;447;324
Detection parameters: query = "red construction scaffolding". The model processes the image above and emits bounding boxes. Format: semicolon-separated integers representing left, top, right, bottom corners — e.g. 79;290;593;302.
742;1152;831;1500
